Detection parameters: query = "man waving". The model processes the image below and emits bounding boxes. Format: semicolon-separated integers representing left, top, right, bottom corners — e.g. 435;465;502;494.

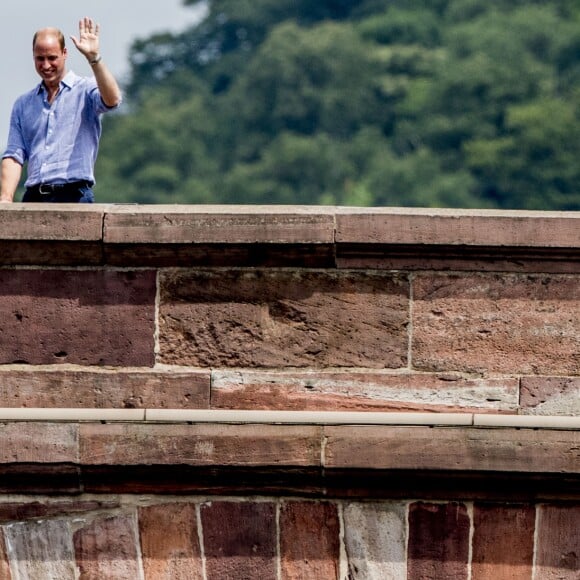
0;17;122;203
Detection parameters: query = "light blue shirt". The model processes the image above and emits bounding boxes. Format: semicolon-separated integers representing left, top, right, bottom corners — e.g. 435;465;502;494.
3;70;120;187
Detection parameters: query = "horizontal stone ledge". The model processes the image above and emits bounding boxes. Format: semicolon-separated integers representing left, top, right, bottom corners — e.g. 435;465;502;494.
0;422;576;498
0;408;578;429
1;205;577;248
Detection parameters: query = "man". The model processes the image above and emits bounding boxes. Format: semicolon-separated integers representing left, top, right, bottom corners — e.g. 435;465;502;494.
0;17;121;203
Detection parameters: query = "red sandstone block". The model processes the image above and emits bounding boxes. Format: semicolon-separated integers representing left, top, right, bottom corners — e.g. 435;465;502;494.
104;205;335;244
0;205;104;241
201;501;277;580
0;423;77;464
139;503;203;580
0;270;156;366
335;208;580;248
520;377;580;416
0;368;210;409
471;503;535;580
407;502;470;580
0;500;119;523
211;370;518;412
79;423;322;466
535;504;580;580
279;501;340;580
158;270;409;368
412;273;580;375
74;513;142;579
323;426;580;474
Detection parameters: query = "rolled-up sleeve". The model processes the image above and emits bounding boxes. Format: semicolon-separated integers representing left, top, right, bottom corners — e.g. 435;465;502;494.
2;99;27;165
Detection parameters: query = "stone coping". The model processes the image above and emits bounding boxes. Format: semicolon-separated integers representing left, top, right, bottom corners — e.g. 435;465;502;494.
0;204;578;247
1;204;578;269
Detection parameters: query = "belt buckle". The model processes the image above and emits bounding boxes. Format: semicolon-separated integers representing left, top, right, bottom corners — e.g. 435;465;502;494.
38;184;53;194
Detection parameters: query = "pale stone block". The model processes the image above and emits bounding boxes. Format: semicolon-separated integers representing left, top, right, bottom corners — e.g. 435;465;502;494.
343;502;407;580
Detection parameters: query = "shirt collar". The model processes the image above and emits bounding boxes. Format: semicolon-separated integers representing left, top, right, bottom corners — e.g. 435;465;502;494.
37;70;79;94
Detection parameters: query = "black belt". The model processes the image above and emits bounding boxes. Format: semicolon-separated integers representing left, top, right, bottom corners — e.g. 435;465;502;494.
27;181;91;195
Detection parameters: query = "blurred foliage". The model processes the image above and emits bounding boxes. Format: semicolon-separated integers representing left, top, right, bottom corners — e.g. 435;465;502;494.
95;0;580;208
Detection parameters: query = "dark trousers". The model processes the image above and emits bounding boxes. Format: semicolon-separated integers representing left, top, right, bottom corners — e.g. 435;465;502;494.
22;181;94;203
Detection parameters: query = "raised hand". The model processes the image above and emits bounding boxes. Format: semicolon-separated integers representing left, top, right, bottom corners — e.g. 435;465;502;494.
70;17;100;61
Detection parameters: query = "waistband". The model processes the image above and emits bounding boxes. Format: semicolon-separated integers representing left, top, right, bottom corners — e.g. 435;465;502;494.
26;181;92;195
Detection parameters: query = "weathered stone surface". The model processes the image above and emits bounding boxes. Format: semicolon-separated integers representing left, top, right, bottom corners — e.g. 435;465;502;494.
323;426;580;474
336;247;580;274
407;502;470;580
520;377;580;416
535;504;580;580
105;205;335;244
412;273;580;375
139;503;203;580
0;205;105;241
105;243;335;268
471;504;535;580
0;270;156;366
0;423;77;463
0;500;119;523
279;501;340;580
211;370;518;412
0;368;210;409
79;423;322;466
200;501;277;580
159;270;409;368
343;501;407;580
3;519;76;579
1;241;103;267
74;512;141;579
0;531;11;580
335;208;580;248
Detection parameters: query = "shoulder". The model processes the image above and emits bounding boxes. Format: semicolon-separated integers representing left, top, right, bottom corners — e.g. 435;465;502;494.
63;71;97;92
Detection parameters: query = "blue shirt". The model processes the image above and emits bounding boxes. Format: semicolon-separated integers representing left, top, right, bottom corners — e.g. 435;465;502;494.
3;70;120;187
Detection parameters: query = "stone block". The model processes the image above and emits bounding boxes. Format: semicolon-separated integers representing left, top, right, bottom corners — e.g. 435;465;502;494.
0;423;77;464
407;502;470;580
200;501;277;580
3;519;76;579
335;208;580;248
471;503;535;580
79;423;322;466
104;205;335;244
0;368;210;409
279;501;340;580
139;503;203;580
0;205;104;241
323;426;580;474
412;273;580;375
0;500;119;523
73;513;141;579
211;370;518;412
520;377;580;415
158;270;409;368
343;501;407;580
0;270;156;366
0;531;10;580
535;504;580;580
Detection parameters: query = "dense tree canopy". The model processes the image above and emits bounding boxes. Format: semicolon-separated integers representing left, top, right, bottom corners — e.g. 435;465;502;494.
94;0;580;208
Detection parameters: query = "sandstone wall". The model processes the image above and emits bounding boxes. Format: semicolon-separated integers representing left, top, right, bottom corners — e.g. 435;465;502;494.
0;205;578;579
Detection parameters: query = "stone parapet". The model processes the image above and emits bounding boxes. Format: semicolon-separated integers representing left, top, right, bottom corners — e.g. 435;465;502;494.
0;204;578;577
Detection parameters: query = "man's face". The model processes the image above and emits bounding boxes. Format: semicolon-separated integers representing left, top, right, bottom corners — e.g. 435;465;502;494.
33;34;67;87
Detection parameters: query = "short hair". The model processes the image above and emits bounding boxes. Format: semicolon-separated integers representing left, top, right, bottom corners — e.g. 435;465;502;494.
33;28;65;51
